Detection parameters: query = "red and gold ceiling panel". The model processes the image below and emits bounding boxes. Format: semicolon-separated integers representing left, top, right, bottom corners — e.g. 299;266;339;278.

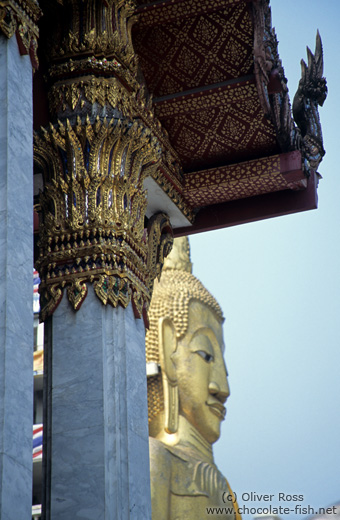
135;0;250;27
154;79;279;171
133;1;253;96
131;0;312;230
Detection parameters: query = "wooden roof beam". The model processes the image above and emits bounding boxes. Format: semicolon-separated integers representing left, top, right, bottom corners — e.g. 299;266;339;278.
152;75;255;104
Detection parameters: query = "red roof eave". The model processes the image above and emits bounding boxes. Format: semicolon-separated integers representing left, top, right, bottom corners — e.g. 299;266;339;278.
175;153;317;236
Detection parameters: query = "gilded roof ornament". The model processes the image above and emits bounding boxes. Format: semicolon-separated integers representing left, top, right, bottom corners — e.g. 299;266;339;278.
252;0;295;151
293;31;327;172
252;2;327;177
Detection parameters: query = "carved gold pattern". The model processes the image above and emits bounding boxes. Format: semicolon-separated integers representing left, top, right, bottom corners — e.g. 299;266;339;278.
47;77;193;218
34;116;173;321
36;0;327;308
134;1;253;97
252;0;297;154
67;280;88;311
48;77;135;115
135;0;326;201
41;0;142;116
43;0;137;71
134;0;286;176
136;0;244;29
184;154;306;207
154;81;278;171
38;0;193;221
0;0;41;68
253;0;278;118
45;74;193;222
0;3;16;38
34;0;195;321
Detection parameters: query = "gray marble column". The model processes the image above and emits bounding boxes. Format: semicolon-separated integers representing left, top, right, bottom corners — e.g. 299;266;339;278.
0;35;34;519
44;287;151;519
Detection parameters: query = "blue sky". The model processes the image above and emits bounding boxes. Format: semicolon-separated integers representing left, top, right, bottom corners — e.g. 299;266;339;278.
190;1;340;518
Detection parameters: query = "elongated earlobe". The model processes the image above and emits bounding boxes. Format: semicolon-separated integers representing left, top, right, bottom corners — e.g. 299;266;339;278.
163;377;178;434
159;318;178;434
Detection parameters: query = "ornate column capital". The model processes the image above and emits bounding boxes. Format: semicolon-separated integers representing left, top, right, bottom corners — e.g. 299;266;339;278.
0;0;41;68
35;116;173;323
39;0;140;122
34;1;178;324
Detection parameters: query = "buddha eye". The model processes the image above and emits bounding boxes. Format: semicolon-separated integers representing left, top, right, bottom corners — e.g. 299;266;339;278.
196;350;214;363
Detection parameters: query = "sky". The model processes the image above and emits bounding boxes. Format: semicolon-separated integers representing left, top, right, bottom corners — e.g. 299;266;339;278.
190;1;340;519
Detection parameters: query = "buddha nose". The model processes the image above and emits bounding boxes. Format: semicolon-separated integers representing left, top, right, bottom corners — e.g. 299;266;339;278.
208;369;230;404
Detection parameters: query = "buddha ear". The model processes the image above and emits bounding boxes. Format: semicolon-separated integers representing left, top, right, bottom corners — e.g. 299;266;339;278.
159;317;177;383
159;317;178;433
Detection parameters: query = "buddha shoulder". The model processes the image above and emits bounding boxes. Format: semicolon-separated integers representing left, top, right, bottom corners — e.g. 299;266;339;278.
149;437;171;468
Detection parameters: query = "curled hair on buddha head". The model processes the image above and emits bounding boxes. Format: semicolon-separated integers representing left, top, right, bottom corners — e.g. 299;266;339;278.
146;236;223;430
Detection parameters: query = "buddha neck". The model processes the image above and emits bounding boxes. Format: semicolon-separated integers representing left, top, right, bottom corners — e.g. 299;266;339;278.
152;414;214;463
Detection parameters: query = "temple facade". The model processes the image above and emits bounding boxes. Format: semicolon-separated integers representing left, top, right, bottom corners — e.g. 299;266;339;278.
0;0;326;518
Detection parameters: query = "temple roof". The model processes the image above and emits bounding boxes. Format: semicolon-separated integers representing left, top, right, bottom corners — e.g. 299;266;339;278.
33;0;327;237
134;0;277;171
132;0;327;234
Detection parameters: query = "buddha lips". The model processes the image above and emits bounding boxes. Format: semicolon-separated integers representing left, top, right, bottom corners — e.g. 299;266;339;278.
207;401;226;421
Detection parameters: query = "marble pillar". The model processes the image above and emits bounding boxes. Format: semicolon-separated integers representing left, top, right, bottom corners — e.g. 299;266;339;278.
0;35;33;518
44;287;151;519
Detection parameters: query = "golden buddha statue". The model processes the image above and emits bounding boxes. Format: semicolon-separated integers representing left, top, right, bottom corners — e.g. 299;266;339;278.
146;237;241;520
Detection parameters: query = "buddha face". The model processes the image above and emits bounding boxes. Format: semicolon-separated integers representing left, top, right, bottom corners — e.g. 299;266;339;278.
171;300;230;444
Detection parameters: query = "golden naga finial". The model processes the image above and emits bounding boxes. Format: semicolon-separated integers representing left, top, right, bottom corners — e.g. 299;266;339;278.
292;30;327;172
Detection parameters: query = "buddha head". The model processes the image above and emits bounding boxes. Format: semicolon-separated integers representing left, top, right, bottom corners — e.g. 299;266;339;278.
146;237;230;445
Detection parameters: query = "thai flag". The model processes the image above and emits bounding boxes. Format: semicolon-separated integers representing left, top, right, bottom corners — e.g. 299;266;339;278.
33;424;43;460
33;270;41;288
33;269;40;313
